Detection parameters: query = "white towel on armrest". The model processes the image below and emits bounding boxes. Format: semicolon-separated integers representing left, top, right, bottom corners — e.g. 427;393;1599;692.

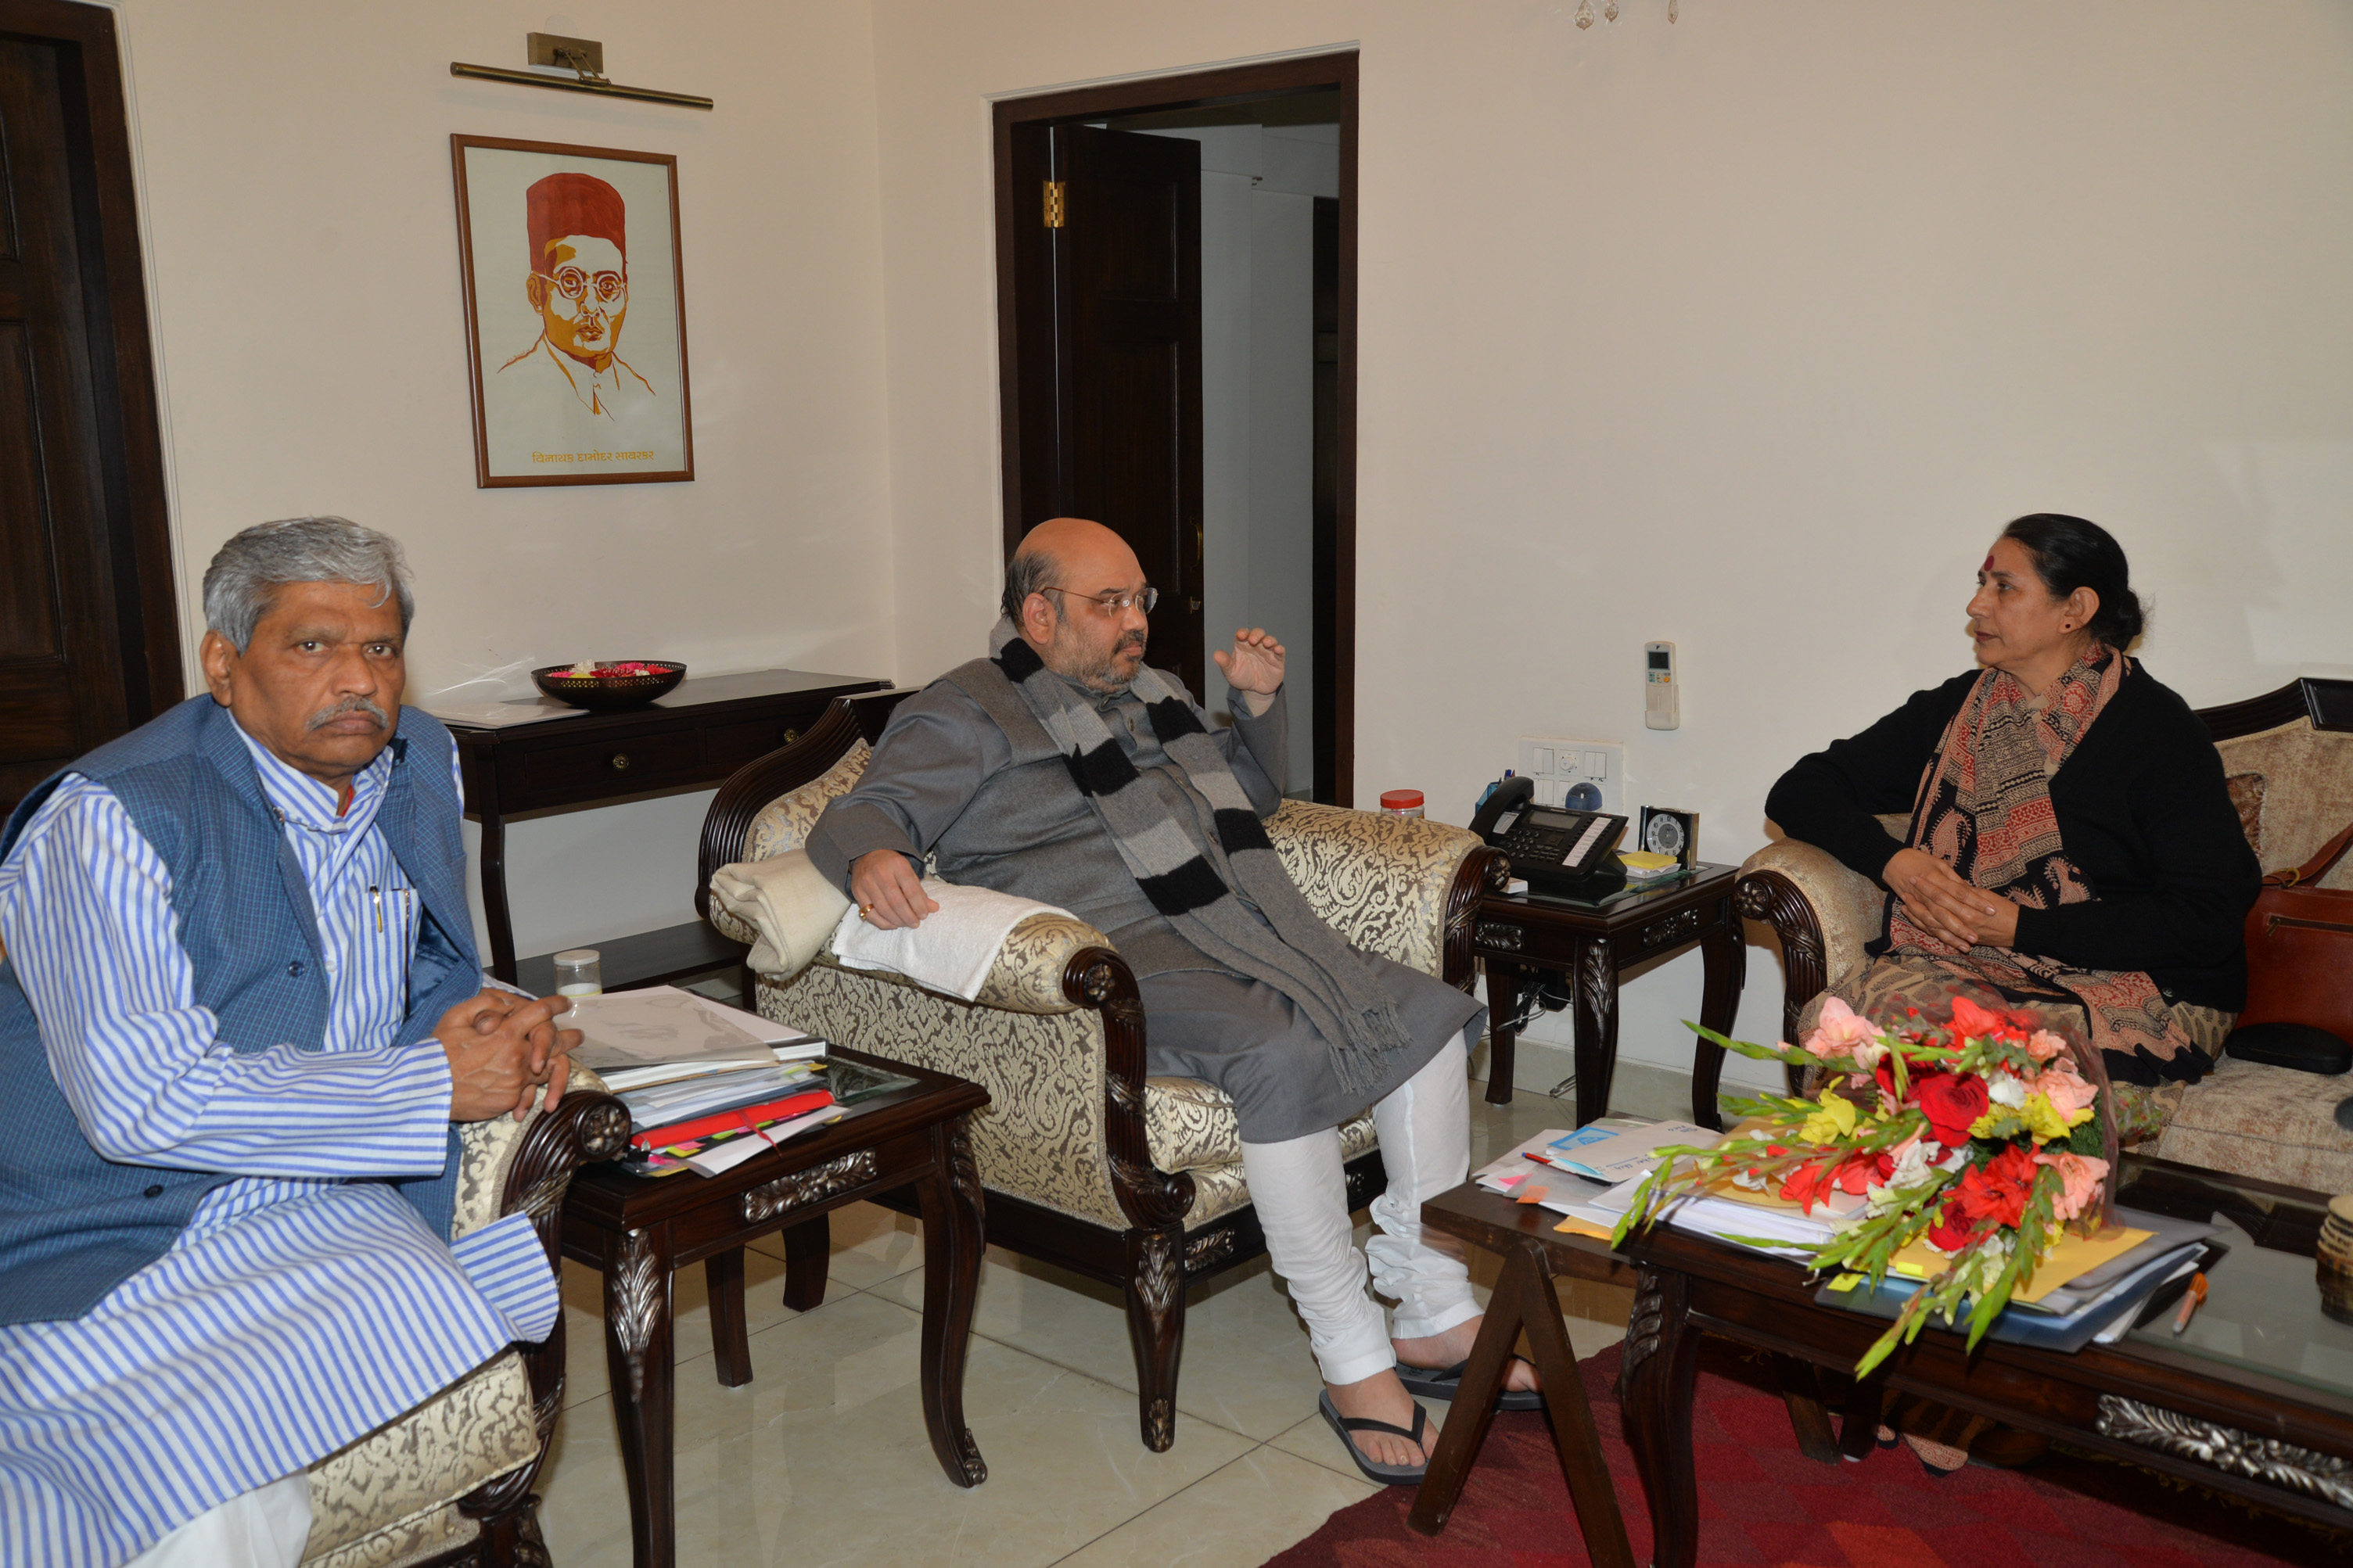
828;879;1070;1002
709;849;852;979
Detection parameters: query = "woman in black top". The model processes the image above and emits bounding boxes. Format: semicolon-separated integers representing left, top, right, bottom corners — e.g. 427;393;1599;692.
1766;515;2260;1091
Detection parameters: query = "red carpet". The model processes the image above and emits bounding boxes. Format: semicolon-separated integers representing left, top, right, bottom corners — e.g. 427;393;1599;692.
1266;1342;2347;1567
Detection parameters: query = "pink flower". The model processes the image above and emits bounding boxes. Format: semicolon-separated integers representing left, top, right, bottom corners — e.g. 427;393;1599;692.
2036;1150;2110;1222
1803;996;1887;1067
2024;1030;2068;1064
2034;1057;2100;1119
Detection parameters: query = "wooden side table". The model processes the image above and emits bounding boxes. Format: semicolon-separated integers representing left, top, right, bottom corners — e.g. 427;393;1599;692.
1475;863;1744;1127
443;667;889;984
559;1050;990;1568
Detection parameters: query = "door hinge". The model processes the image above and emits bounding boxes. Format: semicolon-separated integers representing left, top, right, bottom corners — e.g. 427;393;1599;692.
1043;180;1066;228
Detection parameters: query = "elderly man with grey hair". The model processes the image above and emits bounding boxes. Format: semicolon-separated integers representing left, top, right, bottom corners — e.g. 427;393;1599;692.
0;518;577;1568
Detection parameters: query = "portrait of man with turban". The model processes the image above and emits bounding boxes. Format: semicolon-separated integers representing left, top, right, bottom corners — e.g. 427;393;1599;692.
498;170;656;418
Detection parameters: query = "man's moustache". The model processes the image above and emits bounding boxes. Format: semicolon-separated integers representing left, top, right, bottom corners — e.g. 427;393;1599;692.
307;698;390;731
1118;633;1146;653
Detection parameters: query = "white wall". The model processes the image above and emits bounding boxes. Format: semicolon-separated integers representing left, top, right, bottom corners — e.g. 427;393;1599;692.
868;0;2353;1082
108;0;900;956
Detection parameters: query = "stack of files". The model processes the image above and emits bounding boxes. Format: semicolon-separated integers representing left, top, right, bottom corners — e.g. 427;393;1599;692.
617;1061;833;1178
1473;1120;1713;1240
1658;1179;1866;1258
1537;1118;1718;1183
566;985;824;1092
1813;1206;2225;1353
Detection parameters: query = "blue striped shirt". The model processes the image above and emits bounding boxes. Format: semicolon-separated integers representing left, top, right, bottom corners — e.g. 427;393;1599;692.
0;723;560;1566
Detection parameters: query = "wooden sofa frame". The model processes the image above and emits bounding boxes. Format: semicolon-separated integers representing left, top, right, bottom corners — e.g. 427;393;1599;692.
695;690;1503;1449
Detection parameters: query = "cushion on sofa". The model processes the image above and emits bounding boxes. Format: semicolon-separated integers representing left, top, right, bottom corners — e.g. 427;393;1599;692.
2151;1055;2353;1194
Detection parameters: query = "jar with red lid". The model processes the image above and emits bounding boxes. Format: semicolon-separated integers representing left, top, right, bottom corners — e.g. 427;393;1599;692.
1378;790;1424;820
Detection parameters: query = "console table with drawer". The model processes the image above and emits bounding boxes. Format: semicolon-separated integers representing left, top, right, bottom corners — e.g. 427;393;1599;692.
445;667;890;985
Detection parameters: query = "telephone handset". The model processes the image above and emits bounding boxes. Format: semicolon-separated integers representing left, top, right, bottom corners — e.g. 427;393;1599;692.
1470;776;1629;884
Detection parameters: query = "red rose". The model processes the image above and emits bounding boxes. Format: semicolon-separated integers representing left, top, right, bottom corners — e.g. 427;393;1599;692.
1924;1193;1975;1253
1912;1071;1991;1148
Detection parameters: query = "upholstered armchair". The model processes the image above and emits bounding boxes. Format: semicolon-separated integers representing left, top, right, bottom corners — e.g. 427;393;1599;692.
298;1071;628;1568
1736;676;2353;1189
695;691;1501;1452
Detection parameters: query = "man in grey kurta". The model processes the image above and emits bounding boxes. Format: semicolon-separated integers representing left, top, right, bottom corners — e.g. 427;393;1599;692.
804;518;1532;1480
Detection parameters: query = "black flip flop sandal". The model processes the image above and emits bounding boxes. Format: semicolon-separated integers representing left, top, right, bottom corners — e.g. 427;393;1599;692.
1317;1389;1432;1486
1396;1358;1544;1412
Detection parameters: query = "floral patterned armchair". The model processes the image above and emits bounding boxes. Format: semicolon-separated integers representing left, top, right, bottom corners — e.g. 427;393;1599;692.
696;691;1500;1452
296;1071;627;1567
1736;676;2353;1193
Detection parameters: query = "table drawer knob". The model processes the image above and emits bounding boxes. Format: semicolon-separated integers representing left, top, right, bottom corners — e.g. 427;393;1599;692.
782;727;799;745
610;752;632;772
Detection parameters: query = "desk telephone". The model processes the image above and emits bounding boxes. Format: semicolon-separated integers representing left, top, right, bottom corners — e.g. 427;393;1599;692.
1470;777;1629;884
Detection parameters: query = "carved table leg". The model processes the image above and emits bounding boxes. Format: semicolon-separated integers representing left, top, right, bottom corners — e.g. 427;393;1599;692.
1620;1265;1700;1568
1692;916;1746;1132
1484;954;1521;1105
478;802;516;985
605;1225;676;1568
1773;1355;1841;1464
1839;1372;1886;1462
1572;938;1618;1128
915;1117;987;1486
705;1247;753;1388
780;1213;830;1311
1123;1224;1187;1451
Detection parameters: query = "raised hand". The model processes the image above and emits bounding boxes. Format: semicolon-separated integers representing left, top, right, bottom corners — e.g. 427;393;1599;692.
1212;627;1286;694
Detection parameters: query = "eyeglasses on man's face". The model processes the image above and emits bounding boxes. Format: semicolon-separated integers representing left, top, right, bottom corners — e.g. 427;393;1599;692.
1040;585;1159;615
536;266;627;305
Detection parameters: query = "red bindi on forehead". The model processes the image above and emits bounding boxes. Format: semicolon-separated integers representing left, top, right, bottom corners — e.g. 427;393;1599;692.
1982;554;1996;572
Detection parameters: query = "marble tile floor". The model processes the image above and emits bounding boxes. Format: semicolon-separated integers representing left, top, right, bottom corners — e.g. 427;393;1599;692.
533;1063;1709;1567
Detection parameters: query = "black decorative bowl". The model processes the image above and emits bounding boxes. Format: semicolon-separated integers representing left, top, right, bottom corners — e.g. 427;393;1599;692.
530;661;687;712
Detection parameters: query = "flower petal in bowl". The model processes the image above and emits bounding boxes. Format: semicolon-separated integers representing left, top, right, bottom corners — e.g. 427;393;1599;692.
530;661;687;712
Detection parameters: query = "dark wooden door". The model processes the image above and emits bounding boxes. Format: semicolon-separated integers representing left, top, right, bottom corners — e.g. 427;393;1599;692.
1006;124;1205;699
0;5;178;819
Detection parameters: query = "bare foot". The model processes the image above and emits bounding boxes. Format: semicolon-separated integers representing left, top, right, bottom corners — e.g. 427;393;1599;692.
1394;1317;1541;1396
1326;1368;1436;1469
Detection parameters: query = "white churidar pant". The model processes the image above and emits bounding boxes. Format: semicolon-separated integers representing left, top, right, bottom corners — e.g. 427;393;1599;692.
1238;1035;1479;1387
123;1474;310;1568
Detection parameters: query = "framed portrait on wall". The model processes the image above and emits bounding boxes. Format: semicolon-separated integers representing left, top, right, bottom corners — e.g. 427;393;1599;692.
451;135;694;487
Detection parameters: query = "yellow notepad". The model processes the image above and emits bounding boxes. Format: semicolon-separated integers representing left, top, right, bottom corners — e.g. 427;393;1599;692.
1884;1225;2151;1304
1554;1215;1617;1241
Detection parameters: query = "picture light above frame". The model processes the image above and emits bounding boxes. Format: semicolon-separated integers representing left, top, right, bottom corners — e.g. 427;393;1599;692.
451;33;713;111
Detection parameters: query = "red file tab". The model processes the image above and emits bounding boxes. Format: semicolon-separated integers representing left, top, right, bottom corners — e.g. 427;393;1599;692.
631;1089;835;1151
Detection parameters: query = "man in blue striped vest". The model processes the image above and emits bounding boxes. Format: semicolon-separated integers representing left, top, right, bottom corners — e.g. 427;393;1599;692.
0;518;577;1568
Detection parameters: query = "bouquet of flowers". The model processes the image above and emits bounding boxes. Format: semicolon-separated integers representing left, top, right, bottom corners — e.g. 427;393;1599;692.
1611;995;2115;1377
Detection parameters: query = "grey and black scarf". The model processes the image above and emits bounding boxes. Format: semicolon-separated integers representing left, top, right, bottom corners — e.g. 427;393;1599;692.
984;617;1411;1092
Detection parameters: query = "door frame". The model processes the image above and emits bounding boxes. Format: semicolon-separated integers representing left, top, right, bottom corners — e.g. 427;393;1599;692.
991;50;1360;806
2;0;182;720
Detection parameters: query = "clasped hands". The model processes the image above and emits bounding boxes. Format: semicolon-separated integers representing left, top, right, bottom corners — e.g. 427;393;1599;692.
1884;847;2021;950
434;989;581;1123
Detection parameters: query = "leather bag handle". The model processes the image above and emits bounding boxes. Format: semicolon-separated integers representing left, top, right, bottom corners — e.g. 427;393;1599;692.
2270;818;2353;889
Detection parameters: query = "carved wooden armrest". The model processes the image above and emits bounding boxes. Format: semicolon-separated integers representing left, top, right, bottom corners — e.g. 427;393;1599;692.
1063;946;1194;1234
1734;839;1884;1046
452;1084;630;1527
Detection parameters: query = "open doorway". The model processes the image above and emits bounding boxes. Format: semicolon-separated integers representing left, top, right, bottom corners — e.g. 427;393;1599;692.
991;53;1357;805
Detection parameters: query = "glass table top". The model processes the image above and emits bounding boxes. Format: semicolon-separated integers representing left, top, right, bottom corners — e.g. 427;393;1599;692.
2113;1156;2353;1405
1496;860;1736;914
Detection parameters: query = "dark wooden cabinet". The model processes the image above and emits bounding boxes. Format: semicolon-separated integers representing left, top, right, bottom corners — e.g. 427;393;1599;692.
446;667;889;982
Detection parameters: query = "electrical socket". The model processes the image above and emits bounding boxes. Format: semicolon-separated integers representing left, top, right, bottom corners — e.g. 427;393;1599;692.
1515;737;1624;813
